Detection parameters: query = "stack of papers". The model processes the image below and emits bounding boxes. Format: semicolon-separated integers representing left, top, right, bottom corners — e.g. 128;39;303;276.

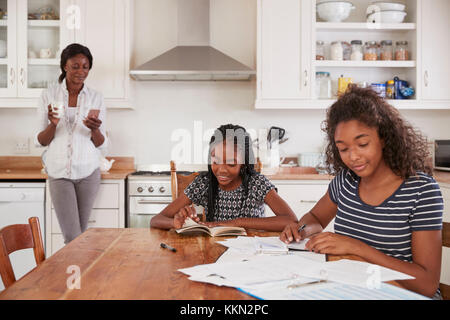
217;236;309;255
178;249;424;300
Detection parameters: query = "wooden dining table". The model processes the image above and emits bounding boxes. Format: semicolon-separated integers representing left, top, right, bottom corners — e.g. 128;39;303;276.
0;227;400;300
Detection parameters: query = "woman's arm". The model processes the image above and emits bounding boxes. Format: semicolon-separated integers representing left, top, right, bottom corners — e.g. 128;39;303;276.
150;193;194;230
306;230;442;298
37;105;59;146
280;191;337;243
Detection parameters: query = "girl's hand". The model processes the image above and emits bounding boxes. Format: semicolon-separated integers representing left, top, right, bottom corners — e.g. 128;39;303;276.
173;205;199;229
47;104;60;126
280;222;306;244
305;232;363;256
83;116;102;131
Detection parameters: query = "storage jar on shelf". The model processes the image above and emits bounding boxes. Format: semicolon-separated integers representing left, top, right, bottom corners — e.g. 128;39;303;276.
316;40;325;60
395;41;409;60
380;40;393;60
364;41;378;61
315;72;332;99
350;40;363;61
330;41;343;61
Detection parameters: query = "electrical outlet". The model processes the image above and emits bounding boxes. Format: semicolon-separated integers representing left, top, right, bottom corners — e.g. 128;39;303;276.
14;138;30;154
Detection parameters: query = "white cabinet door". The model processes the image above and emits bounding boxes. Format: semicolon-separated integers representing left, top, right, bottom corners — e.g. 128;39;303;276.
257;0;312;103
420;0;450;101
73;0;131;107
0;0;18;98
265;180;334;231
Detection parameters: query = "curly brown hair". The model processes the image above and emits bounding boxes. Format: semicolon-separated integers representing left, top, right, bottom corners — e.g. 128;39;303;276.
322;85;432;178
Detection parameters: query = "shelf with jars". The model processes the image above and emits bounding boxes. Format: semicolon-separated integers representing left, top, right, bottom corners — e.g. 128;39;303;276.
313;0;419;106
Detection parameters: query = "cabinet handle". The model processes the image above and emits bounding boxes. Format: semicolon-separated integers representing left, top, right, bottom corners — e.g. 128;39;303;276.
300;200;316;203
424;70;429;87
304;70;308;87
9;68;15;86
88;220;97;223
20;68;25;86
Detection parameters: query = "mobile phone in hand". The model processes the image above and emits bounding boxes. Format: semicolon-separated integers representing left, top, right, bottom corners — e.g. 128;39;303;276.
87;109;100;118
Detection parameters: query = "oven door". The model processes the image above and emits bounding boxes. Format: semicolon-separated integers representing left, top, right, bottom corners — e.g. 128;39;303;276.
128;196;171;228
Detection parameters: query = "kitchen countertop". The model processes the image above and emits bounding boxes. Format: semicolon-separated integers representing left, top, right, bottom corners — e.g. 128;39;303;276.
0;156;135;180
1;156;449;184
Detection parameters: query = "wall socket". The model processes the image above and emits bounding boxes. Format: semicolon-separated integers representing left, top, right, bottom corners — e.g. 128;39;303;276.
15;138;30;154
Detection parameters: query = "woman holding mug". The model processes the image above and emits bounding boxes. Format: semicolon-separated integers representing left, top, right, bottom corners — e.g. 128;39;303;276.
35;43;108;244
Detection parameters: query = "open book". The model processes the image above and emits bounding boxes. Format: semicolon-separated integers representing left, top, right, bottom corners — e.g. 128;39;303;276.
176;218;247;237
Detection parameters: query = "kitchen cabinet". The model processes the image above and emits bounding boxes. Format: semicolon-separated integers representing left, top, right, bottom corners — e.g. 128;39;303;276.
69;0;132;109
0;0;132;108
45;178;126;256
255;0;313;108
265;179;334;232
255;0;450;110
420;0;450;102
0;0;71;105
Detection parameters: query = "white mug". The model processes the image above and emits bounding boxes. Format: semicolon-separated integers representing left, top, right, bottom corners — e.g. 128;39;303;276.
51;101;65;119
40;48;52;59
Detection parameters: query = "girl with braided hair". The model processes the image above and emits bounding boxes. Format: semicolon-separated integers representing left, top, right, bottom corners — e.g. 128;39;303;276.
151;124;297;231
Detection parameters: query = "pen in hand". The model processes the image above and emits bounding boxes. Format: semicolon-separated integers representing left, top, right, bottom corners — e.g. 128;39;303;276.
160;242;177;252
297;224;307;233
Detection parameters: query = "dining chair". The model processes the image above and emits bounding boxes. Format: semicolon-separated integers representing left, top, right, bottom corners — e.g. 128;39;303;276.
440;222;450;300
0;217;45;289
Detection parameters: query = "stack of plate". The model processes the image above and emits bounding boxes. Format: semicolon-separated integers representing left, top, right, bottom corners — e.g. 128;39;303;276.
366;1;407;23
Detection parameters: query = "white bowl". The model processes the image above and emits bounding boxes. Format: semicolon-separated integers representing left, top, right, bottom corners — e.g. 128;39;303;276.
317;1;355;23
367;10;407;23
370;1;406;12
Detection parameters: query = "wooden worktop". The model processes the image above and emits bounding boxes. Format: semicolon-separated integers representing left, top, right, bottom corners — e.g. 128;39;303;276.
263;166;333;181
0;156;135;180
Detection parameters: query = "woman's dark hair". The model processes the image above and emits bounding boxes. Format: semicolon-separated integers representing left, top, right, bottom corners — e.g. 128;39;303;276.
58;43;93;83
322;85;432;179
204;124;256;221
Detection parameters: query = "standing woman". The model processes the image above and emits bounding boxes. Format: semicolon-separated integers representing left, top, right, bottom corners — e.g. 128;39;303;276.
35;43;108;244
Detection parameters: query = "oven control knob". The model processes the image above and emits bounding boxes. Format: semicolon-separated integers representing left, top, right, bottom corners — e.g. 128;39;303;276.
137;187;143;193
159;186;166;193
148;186;154;193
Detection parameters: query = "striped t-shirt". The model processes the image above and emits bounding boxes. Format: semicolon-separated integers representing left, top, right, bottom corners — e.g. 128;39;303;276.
328;169;444;262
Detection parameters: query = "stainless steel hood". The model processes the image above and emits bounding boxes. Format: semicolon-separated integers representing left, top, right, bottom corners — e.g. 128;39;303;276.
130;0;255;81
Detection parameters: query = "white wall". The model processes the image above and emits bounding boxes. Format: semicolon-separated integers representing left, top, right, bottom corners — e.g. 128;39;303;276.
1;0;450;167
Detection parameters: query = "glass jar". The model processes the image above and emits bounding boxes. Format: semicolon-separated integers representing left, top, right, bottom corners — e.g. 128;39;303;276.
364;41;378;61
315;72;332;99
380;40;393;60
395;41;409;60
316;40;325;60
330;41;343;61
350;40;363;61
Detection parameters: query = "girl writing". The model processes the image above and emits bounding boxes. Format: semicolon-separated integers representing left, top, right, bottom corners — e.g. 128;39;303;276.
280;86;444;299
151;124;297;231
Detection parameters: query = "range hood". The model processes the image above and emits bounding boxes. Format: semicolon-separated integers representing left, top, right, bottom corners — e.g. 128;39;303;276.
130;0;255;81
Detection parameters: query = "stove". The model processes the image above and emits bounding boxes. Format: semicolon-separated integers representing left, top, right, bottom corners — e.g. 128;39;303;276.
126;164;207;227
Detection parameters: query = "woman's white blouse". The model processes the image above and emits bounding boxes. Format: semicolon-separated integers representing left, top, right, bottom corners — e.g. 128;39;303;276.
35;80;108;180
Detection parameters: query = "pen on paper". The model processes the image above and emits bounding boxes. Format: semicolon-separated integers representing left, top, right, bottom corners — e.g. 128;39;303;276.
160;242;177;252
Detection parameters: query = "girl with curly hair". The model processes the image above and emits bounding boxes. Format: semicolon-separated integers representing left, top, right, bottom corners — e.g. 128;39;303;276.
151;124;297;231
280;86;444;299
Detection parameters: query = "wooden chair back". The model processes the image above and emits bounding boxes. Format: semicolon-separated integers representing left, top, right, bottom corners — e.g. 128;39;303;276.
440;222;450;300
0;217;45;289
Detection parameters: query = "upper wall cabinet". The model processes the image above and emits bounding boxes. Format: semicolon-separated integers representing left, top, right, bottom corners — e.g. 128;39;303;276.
0;0;132;108
70;0;132;108
0;0;71;104
255;0;312;108
420;0;450;102
255;0;450;110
